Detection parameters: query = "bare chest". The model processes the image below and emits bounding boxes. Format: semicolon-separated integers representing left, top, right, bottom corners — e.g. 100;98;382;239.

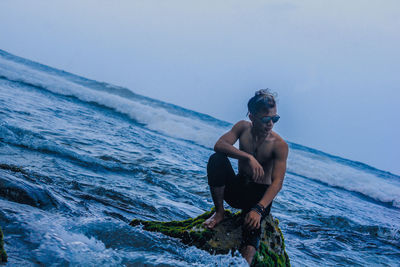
239;137;275;164
238;135;275;184
242;125;274;157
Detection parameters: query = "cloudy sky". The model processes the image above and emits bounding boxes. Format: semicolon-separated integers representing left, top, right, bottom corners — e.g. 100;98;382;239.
1;0;399;174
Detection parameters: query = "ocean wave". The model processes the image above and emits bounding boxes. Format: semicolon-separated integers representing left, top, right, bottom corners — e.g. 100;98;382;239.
0;123;146;173
0;170;61;210
289;143;399;179
2;49;398;209
287;146;400;208
288;215;400;248
0;52;229;148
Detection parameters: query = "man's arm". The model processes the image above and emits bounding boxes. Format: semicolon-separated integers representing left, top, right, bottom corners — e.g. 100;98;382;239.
214;121;265;181
258;140;289;209
214;120;250;161
244;140;288;229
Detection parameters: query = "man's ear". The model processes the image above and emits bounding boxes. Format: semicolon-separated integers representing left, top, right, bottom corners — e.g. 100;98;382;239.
248;113;255;122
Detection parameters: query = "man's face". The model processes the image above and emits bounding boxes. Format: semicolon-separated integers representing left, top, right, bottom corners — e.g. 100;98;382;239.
250;107;278;136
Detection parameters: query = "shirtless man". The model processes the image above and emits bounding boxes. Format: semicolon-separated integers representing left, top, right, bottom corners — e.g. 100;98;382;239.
203;89;288;265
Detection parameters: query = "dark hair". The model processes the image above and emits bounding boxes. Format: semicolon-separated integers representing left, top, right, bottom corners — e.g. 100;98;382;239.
247;89;276;115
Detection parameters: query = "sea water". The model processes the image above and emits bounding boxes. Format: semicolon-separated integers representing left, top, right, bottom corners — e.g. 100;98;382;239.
0;49;399;266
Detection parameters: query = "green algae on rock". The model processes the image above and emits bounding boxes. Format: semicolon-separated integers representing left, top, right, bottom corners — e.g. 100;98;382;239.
130;210;290;266
0;226;7;263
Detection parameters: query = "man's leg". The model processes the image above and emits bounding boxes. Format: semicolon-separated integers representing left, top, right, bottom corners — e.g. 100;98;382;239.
239;184;272;265
204;152;236;229
203;186;225;228
240;245;257;266
240;224;261;266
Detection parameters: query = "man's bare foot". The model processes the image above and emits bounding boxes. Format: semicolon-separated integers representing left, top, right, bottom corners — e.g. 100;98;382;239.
203;212;224;229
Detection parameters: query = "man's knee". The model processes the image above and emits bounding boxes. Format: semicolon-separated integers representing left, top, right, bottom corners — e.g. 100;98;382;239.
207;152;231;187
208;152;229;166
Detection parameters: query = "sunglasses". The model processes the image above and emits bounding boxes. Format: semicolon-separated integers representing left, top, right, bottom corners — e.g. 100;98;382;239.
258;115;280;124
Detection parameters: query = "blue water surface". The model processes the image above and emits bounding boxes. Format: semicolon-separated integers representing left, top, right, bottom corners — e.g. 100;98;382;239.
0;49;399;266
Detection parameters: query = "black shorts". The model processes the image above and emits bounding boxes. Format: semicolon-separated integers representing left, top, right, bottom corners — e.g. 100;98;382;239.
207;152;272;248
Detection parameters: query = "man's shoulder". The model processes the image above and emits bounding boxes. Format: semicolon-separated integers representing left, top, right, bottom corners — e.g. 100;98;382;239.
232;120;252;133
271;132;289;152
235;120;251;127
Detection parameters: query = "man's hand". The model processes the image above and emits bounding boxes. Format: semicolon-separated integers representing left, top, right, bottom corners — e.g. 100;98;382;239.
248;156;264;183
244;210;261;230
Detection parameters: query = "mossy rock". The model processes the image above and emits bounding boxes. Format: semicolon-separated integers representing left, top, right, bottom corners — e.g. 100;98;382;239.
0;226;7;263
130;209;290;266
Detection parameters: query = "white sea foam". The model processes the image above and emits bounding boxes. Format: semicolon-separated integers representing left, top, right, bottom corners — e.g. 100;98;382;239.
288;147;400;208
0;56;229;149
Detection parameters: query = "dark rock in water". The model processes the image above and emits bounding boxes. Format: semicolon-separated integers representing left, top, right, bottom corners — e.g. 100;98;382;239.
0;226;7;263
130;209;290;266
0;173;60;210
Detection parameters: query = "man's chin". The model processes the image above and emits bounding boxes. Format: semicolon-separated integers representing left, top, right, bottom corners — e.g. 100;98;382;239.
254;127;272;136
257;129;271;137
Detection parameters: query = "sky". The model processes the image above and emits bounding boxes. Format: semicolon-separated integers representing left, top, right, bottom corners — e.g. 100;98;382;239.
0;0;399;175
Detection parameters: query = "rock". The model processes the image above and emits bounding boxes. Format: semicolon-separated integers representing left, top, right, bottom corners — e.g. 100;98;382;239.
0;226;7;263
130;209;290;266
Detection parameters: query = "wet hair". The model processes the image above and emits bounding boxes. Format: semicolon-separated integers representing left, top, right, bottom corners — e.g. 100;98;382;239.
247;89;276;115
